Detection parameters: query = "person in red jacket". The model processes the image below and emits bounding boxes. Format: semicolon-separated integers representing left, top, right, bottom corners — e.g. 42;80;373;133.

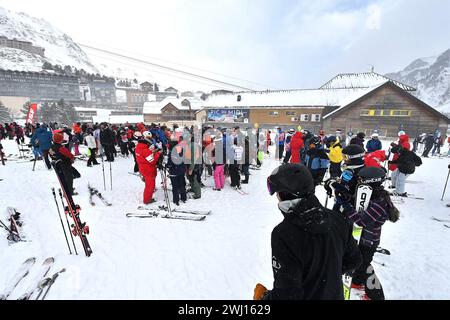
289;131;304;164
49;132;77;196
364;150;387;168
135;131;162;204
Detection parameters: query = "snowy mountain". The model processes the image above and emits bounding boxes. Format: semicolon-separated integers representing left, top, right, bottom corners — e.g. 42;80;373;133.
385;49;450;113
0;6;98;73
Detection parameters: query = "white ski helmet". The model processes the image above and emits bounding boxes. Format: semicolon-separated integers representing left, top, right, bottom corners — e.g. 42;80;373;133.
142;131;152;141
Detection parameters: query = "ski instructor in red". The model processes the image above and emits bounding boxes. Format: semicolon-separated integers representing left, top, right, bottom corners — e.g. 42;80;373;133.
135;131;161;204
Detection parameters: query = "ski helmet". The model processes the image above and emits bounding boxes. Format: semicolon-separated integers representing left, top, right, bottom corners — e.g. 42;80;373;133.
143;131;152;141
53;132;64;144
358;167;386;189
342;144;365;166
357;132;366;139
133;131;143;140
309;136;322;148
267;164;315;200
327;135;337;144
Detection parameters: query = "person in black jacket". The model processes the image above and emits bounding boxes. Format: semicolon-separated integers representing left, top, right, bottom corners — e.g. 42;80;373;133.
349;132;365;150
100;123;115;162
422;133;435;158
390;143;422;196
167;141;187;206
254;164;362;300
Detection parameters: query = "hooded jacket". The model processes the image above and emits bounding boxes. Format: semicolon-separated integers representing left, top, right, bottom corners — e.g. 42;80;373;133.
289;132;305;164
264;195;361;300
389;134;411;171
364;150;386;168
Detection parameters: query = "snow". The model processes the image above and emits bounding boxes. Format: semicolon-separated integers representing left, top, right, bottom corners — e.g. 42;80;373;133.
1;138;450;299
143;97;204;115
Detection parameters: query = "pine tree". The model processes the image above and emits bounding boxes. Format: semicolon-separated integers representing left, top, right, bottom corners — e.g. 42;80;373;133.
0;101;11;123
21;101;32;117
65;104;78;124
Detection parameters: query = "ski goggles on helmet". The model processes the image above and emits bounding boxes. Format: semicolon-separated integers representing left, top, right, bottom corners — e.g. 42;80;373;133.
342;152;365;161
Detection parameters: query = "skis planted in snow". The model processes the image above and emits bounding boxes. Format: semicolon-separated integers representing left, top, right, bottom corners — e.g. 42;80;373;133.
0;257;36;300
18;257;55;300
127;211;206;221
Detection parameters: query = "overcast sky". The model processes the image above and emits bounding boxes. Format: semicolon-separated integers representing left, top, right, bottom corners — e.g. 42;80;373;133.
0;0;449;91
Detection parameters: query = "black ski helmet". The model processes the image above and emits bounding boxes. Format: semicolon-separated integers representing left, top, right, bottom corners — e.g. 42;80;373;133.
358;167;386;189
267;164;315;199
342;144;365;166
357;132;366;139
309;136;322;148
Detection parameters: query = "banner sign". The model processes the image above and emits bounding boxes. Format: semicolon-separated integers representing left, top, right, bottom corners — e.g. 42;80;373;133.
207;109;249;123
25;103;38;125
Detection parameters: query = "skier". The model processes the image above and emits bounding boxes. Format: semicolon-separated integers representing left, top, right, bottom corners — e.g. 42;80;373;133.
229;136;243;189
283;129;294;164
350;132;366;150
135;131;161;204
422;133;434;158
212;130;225;191
49;132;76;196
186;136;202;199
366;133;382;153
83;129;100;167
289;130;304;164
277;127;285;161
326;145;366;215
31;124;53;170
326;136;343;178
336;129;346;148
346;166;399;300
389;142;422;196
254;164;362;300
100;123;115;162
241;136;251;184
431;130;443;156
166;141;187;206
304;136;329;186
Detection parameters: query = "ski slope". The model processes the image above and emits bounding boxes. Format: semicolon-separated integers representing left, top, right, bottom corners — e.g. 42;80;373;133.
1;138;450;300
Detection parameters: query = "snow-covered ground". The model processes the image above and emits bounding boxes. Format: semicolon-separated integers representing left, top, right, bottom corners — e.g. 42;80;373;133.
1;138;450;300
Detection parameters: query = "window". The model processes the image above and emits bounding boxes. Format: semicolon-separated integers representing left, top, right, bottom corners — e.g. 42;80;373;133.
311;114;321;122
300;114;309;122
286;111;296;116
390;110;411;117
269;111;279;116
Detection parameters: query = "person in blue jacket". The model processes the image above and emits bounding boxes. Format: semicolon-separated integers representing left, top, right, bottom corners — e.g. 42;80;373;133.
31;123;53;170
304;136;330;186
366;133;382;153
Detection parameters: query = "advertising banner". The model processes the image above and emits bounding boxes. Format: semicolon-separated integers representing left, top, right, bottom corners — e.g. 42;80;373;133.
207;109;249;123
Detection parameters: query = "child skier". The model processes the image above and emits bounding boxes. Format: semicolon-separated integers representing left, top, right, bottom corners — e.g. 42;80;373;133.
304;136;329;186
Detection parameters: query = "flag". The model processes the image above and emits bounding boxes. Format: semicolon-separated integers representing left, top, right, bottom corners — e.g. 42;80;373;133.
26;103;37;124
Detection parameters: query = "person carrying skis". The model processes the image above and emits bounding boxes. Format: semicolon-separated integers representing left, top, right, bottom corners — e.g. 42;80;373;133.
325;145;366;215
346;166;399;300
135;131;161;204
49;132;76;196
326;135;343;178
254;164;362;300
304;136;329;186
366;133;382;153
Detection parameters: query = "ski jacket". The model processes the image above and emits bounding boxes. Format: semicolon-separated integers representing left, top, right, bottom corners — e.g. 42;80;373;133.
349;137;365;150
31;126;53;151
391;146;422;174
389;134;411;171
290;132;304;164
348;193;391;247
264;195;361;300
136;142;161;177
84;135;97;149
100;128;115;146
49;143;74;166
364;150;386;168
366;139;382;153
304;147;329;185
278;131;285;145
167;145;186;177
328;141;343;164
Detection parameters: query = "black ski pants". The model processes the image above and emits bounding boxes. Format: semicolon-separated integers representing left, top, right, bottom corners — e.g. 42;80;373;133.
229;163;240;187
170;175;187;204
352;244;385;300
88;148;99;166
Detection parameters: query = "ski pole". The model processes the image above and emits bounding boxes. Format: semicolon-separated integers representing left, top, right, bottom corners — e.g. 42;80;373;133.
58;189;78;255
109;161;112;191
51;188;72;255
101;152;106;191
441;168;450;201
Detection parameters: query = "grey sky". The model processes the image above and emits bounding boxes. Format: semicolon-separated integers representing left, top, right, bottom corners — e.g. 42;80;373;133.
0;0;449;91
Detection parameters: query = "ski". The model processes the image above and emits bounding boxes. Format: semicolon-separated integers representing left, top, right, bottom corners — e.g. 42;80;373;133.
376;247;391;255
127;211;206;221
0;257;36;300
155;205;211;216
35;268;66;300
18;257;55;300
431;217;450;223
52;160;92;257
390;193;424;200
233;187;249;195
88;184;112;206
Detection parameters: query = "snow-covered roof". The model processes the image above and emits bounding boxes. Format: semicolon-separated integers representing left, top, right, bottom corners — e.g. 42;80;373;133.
75;107;113;116
203;86;377;108
108;115;144;124
320;72;416;91
143;97;203;114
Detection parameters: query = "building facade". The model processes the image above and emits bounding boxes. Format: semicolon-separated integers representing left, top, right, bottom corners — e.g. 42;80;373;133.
0;69;81;103
0;36;45;56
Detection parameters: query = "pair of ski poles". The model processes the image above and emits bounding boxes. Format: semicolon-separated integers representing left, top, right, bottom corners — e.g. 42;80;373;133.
51;188;78;255
100;147;113;191
441;165;450;201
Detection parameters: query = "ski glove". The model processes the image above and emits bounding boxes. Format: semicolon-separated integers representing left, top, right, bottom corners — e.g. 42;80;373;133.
253;283;268;300
324;179;335;196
